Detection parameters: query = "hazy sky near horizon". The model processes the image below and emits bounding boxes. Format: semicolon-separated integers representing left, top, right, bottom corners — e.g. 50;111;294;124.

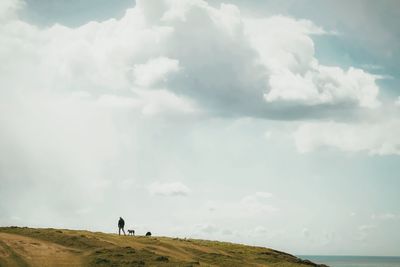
1;0;400;256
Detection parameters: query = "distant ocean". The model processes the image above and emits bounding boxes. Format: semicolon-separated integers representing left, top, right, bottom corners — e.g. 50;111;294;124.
298;256;400;267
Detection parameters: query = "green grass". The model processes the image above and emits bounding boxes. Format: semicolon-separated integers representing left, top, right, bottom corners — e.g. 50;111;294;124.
0;226;325;267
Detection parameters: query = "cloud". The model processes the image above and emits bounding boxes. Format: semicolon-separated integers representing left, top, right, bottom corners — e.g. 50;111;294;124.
361;64;384;71
132;57;180;87
245;16;380;108
0;0;23;21
97;89;197;115
0;91;119;221
148;181;191;196
266;66;380;108
294;120;400;155
97;94;139;109
0;0;383;121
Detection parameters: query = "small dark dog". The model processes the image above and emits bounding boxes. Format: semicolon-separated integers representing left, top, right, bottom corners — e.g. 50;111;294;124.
127;229;135;236
145;231;151;236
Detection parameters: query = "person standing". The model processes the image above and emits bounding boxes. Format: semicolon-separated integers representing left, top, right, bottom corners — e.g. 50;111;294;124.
118;217;126;236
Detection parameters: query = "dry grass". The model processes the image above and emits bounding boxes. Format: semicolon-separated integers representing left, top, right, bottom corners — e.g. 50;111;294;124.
0;227;325;267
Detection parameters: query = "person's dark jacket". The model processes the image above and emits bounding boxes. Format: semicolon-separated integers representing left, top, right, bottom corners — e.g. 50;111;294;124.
118;218;125;228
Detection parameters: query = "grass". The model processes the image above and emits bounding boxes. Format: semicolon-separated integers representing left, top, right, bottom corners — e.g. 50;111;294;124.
0;238;29;267
0;226;326;267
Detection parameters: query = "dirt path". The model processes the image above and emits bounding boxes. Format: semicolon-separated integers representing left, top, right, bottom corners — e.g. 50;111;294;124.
0;232;83;267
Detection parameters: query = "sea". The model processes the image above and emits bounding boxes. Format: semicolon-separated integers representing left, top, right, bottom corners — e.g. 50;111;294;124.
299;256;400;267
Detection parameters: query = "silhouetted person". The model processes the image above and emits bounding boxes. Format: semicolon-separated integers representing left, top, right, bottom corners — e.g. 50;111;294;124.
118;217;126;236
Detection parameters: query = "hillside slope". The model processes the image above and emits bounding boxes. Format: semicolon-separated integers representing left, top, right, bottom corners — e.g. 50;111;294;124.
0;227;326;267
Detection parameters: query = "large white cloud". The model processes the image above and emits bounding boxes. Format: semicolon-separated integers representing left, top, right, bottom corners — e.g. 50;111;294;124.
0;0;382;120
245;16;381;108
266;66;380;107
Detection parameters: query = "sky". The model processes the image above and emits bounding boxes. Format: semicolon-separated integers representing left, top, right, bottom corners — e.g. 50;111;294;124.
1;0;400;256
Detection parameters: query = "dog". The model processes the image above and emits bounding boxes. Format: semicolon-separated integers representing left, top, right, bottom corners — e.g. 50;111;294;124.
145;231;151;236
127;229;135;236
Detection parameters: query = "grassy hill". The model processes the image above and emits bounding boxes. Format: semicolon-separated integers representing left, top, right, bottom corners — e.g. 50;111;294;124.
0;227;327;267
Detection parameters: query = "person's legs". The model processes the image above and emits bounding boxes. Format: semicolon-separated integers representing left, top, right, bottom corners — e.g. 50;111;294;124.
122;227;126;236
119;227;121;235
